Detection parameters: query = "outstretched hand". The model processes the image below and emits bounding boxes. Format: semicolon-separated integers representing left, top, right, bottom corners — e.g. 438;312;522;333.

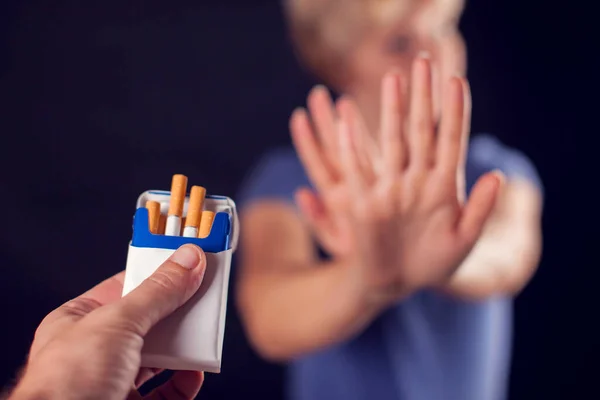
7;244;207;400
290;55;503;305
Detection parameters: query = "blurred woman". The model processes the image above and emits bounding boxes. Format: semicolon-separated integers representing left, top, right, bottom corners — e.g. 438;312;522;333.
236;1;543;399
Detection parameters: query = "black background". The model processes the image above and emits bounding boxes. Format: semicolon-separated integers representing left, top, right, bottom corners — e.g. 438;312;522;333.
0;1;594;399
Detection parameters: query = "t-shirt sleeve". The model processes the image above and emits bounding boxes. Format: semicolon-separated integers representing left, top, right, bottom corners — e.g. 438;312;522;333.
236;147;310;210
468;133;544;198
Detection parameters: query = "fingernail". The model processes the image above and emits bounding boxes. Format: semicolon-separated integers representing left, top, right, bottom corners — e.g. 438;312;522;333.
493;169;506;179
418;51;430;59
170;245;201;269
489;169;506;186
291;107;305;118
312;84;329;96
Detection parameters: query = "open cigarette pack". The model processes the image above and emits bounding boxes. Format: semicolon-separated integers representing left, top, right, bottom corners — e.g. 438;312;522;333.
121;175;239;373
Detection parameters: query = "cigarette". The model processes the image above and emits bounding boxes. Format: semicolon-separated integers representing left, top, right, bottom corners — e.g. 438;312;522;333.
198;211;215;238
158;214;167;235
165;174;188;236
183;186;206;237
145;200;161;234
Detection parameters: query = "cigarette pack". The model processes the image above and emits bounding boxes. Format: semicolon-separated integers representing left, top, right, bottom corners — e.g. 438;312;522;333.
121;190;239;373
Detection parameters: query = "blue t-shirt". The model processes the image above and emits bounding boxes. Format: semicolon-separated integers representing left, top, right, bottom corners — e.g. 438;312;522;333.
237;134;542;400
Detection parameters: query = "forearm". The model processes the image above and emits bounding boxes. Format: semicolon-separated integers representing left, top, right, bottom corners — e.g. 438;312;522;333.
237;261;385;361
442;230;542;300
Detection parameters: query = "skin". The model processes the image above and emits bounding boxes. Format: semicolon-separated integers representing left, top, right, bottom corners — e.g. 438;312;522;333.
5;244;207;400
237;0;542;360
345;0;468;125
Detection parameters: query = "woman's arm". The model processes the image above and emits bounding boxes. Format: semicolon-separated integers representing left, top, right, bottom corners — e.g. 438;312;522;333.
237;65;506;361
441;178;543;300
236;201;384;362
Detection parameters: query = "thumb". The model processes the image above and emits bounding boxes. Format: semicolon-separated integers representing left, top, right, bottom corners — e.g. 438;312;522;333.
294;187;337;251
295;187;328;230
458;170;504;245
103;244;207;337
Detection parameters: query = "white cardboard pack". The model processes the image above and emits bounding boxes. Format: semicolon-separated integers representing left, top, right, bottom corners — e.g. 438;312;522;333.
122;190;239;373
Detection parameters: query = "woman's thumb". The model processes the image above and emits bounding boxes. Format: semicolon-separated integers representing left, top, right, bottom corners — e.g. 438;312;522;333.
103;244;206;337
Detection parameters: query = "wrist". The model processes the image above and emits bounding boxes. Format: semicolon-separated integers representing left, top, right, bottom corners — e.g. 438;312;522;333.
338;260;409;323
343;260;414;312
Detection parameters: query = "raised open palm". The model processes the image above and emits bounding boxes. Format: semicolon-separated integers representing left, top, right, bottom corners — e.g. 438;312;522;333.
290;56;503;301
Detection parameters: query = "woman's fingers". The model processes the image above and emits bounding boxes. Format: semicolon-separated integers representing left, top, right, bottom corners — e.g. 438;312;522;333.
408;54;436;171
295;187;328;230
456;78;472;203
458;171;504;246
307;85;340;161
338;116;367;192
380;71;405;181
294;187;338;252
290;108;337;192
336;97;378;181
436;76;464;181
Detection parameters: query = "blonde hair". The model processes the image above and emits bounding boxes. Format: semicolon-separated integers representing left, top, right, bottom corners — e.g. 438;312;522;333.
283;0;411;87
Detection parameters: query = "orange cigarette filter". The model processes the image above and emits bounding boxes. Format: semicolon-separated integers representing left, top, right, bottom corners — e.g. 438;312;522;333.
168;174;188;217
158;214;167;235
185;186;206;229
198;211;215;238
146;200;161;234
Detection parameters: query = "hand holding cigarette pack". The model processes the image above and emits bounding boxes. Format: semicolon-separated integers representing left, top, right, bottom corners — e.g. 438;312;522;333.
122;174;239;373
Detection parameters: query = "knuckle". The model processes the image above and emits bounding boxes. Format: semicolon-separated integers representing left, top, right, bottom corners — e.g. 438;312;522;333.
59;297;103;317
32;320;49;344
147;268;182;294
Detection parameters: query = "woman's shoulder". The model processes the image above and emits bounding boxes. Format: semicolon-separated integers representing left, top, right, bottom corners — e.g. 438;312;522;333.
466;133;543;192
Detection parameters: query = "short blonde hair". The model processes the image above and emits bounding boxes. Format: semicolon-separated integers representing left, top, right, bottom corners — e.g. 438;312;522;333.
283;0;410;87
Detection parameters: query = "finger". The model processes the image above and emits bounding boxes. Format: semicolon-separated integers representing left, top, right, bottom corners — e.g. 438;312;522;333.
295;187;329;229
338;108;368;191
290;108;336;191
144;370;204;400
102;244;207;337
458;171;504;245
135;368;165;388
294;187;337;252
36;270;127;335
380;71;405;178
307;85;339;159
341;98;381;173
408;54;435;170
127;389;144;400
456;78;472;203
436;76;464;176
336;98;376;183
